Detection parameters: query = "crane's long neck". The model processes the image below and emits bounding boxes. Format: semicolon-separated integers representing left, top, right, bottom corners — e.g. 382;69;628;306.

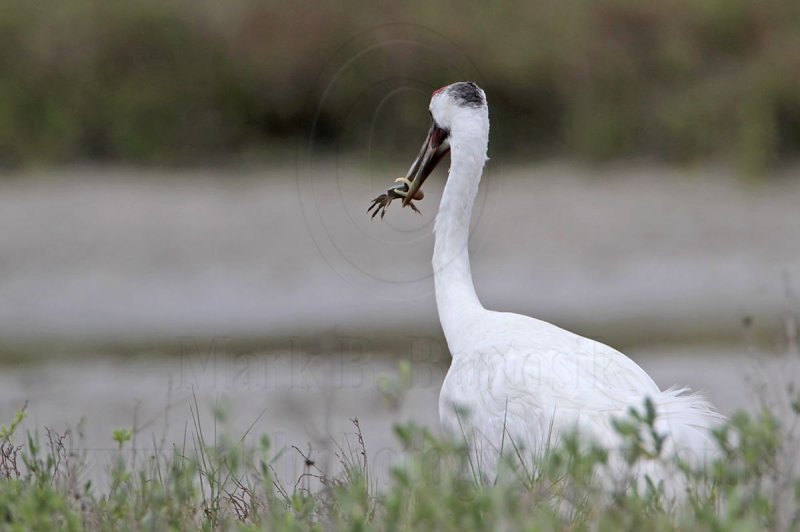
433;120;489;343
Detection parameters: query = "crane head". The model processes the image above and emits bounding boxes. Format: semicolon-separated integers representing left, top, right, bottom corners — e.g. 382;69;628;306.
368;82;487;219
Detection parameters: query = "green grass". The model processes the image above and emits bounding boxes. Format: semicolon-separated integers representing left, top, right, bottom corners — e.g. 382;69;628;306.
1;393;798;530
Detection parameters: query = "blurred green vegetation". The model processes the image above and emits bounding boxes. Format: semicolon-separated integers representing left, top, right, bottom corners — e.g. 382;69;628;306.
1;0;799;173
1;402;798;530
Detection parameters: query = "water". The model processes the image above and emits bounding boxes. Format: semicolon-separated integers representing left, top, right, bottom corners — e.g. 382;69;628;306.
1;163;798;487
1;342;797;489
0;164;798;341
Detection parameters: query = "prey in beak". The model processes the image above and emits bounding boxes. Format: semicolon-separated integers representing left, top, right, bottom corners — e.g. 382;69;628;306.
368;123;450;219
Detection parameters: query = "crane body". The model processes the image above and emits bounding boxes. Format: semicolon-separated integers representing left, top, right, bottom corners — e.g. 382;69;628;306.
369;82;723;486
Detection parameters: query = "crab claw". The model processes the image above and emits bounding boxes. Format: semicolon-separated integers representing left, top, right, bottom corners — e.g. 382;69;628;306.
392;177;412;197
368;177;425;220
392;177;424;200
368;181;423;220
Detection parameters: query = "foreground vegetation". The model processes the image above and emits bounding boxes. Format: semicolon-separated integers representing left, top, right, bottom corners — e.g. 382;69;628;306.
1;0;799;171
1;396;798;531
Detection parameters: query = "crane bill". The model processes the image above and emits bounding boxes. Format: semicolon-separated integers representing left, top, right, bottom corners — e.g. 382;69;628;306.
401;123;450;207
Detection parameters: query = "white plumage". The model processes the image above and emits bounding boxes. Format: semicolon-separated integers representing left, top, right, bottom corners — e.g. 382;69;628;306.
374;82;724;488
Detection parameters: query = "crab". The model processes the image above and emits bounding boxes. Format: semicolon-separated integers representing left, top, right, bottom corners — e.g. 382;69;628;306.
367;177;424;219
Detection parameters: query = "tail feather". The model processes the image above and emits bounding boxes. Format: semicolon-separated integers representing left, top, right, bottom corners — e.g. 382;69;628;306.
652;387;725;464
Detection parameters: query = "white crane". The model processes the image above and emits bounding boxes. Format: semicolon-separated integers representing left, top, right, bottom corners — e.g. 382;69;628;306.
369;82;723;487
